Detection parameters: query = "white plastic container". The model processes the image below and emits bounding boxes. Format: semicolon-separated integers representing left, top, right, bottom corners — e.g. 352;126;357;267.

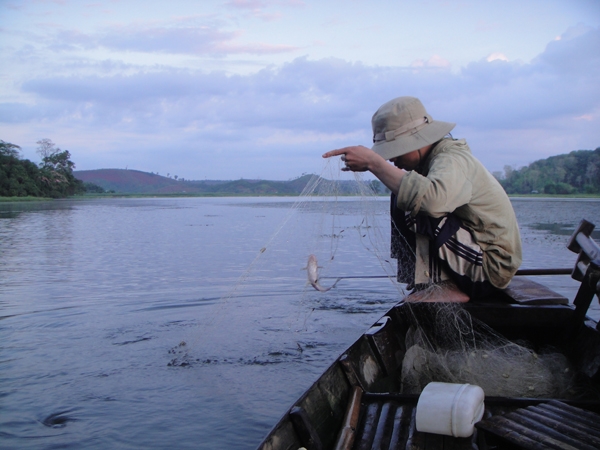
415;382;485;438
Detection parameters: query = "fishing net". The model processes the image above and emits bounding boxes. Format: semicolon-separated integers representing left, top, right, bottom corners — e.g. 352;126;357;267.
177;158;401;363
293;160;401;293
304;159;578;400
398;303;576;398
180;155;579;401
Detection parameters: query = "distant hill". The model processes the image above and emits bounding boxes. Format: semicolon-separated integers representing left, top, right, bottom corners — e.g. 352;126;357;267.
75;169;206;194
499;147;600;195
74;169;387;195
76;146;600;197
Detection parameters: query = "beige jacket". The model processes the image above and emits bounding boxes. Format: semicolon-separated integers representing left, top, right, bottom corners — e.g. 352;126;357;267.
396;138;522;289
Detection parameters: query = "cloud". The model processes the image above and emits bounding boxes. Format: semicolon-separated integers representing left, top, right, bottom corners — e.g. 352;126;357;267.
225;0;305;11
98;26;296;55
224;0;305;20
15;25;600;132
2;26;599;178
224;0;278;20
410;55;452;68
486;53;508;62
445;25;600;130
225;0;304;8
44;17;298;56
535;24;599;74
226;0;270;9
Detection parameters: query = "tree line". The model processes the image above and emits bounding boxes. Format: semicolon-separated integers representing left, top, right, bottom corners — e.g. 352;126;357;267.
4;138;598;198
496;147;600;195
0;139;86;198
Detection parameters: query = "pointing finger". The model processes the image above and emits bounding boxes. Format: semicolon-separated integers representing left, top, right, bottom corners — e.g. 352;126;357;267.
322;149;346;158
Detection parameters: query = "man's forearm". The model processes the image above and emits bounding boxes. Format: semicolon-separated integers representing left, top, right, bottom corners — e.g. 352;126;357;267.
368;158;405;194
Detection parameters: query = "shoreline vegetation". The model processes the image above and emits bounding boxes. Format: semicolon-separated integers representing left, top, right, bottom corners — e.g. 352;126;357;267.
1;139;84;199
0;196;55;202
2;192;600;202
2;138;599;200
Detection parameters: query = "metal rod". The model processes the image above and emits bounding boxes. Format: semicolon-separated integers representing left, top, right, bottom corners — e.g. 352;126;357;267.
515;268;572;276
321;275;391;279
321;268;572;280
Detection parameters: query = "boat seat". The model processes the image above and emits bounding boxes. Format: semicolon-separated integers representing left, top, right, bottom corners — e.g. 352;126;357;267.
476;400;600;449
500;277;569;305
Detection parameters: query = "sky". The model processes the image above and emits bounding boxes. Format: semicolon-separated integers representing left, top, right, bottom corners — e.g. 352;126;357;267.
1;0;599;180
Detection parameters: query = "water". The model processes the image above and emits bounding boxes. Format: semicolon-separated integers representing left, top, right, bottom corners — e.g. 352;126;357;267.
1;196;599;449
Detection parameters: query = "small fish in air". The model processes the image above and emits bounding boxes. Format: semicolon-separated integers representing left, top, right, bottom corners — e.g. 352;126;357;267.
306;254;340;292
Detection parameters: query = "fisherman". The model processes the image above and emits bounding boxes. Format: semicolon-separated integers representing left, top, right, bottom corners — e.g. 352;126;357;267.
323;96;522;302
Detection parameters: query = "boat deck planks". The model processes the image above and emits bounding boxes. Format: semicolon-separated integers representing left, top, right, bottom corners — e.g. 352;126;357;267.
354;394;476;450
476;400;600;450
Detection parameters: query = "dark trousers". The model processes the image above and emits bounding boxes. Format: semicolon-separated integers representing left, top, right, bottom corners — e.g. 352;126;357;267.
390;194;498;300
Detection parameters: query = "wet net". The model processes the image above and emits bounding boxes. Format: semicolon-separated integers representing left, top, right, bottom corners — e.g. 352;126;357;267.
179;156;581;401
399;303;576;398
302;159;579;400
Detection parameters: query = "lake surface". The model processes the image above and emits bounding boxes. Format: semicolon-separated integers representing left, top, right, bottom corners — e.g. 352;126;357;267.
1;196;599;449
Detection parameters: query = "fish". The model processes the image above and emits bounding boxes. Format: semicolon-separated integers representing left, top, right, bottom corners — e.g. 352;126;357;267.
306;254;340;292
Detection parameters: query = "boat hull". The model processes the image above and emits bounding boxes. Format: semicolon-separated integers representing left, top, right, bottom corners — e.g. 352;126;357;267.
257;299;600;450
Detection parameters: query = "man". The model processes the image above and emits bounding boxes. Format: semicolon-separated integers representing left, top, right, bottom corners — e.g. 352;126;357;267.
323;96;522;302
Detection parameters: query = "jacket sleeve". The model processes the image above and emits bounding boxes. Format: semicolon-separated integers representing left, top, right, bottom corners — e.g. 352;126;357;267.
396;152;473;218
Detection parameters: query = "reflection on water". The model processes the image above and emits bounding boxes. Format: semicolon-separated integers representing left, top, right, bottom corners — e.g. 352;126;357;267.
0;196;599;449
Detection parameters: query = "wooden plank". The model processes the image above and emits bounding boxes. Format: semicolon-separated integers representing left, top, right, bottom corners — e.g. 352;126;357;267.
289;406;322;450
511;410;597;449
333;386;363;450
257;419;303;450
365;392;600;412
404;407;426;450
464;303;573;329
370;401;392;449
338;336;384;392
544;400;600;429
365;316;404;377
355;402;380;450
477;415;571;450
567;323;600;379
314;363;351;415
533;405;600;440
477;401;600;450
296;363;350;449
501;277;569;305
388;404;412;449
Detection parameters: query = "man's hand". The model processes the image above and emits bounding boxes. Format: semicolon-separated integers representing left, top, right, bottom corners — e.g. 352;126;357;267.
322;145;377;172
322;145;406;194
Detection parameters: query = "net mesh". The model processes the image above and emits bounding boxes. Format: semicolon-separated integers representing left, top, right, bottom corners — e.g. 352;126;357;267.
178;156;585;401
399;303;576;398
302;159;580;400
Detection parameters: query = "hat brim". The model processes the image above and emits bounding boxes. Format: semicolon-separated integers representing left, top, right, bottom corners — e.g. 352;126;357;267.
372;120;455;160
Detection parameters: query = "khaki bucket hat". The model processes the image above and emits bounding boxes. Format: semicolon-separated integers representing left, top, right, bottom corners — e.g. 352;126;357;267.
371;96;455;160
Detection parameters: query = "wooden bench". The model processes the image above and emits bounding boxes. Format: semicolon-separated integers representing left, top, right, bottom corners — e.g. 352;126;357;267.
501;277;569;305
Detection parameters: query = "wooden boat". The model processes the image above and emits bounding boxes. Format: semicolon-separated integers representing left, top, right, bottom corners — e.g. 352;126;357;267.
257;219;600;450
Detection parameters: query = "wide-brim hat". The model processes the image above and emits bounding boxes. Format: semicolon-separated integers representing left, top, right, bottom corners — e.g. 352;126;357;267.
371;96;455;160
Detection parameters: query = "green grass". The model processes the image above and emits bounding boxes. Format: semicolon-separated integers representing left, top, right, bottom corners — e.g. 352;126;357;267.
0;196;54;202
